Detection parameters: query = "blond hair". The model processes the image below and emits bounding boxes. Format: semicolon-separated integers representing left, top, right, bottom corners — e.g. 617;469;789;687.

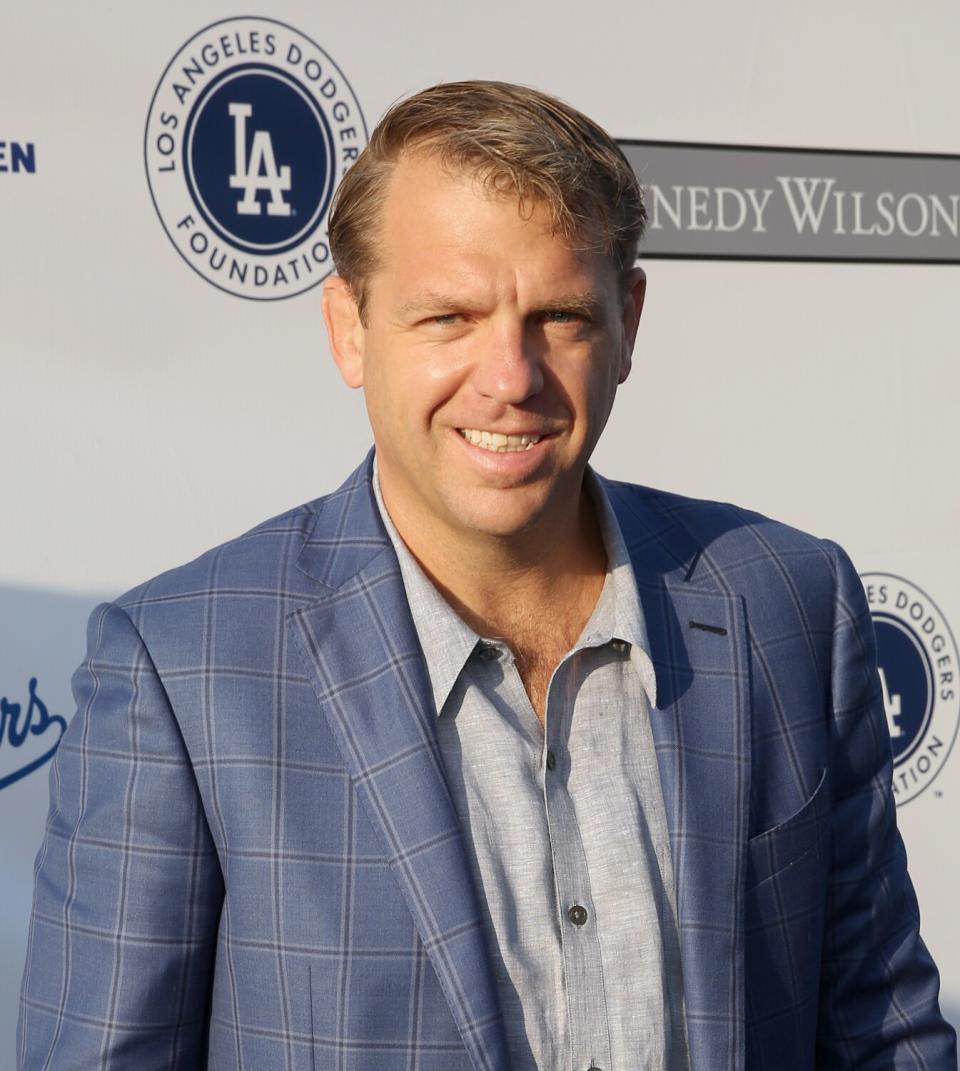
328;80;646;321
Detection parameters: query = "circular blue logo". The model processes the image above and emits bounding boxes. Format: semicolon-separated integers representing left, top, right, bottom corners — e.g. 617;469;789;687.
184;65;335;255
873;614;933;765
145;18;367;300
862;573;960;804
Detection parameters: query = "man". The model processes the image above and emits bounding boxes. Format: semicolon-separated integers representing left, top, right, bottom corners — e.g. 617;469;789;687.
18;81;955;1070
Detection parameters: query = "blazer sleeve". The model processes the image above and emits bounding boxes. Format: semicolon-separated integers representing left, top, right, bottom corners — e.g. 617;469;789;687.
17;601;224;1070
816;543;957;1069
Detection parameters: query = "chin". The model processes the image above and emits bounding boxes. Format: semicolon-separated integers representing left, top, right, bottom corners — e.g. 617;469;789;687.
450;499;552;541
469;476;568;525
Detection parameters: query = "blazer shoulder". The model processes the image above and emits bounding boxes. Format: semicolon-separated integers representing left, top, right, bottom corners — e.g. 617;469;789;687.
603;477;849;590
113;496;329;616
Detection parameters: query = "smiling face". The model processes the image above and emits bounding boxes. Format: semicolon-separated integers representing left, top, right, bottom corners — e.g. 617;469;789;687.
323;152;645;560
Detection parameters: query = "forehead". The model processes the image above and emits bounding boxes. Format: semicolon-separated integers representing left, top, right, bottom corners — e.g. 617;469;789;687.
373;152;614;294
381;151;542;241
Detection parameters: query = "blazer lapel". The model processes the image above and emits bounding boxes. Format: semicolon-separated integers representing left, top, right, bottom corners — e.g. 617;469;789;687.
288;456;508;1071
607;480;751;1071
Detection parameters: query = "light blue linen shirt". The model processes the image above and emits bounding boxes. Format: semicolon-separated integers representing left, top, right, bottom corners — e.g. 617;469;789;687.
373;463;688;1071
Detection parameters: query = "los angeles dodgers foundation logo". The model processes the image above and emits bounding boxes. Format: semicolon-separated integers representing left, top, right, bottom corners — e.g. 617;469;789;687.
862;573;960;805
145;18;367;300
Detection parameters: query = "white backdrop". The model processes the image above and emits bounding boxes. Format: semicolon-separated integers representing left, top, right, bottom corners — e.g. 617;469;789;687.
2;0;958;1060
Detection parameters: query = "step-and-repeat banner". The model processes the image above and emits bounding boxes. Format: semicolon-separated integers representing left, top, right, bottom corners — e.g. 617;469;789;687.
3;2;958;1060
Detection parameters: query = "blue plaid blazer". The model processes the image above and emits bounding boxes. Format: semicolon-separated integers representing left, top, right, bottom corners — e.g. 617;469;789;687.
19;453;955;1070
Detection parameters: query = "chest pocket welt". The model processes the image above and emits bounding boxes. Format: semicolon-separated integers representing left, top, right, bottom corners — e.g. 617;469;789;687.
746;768;829;890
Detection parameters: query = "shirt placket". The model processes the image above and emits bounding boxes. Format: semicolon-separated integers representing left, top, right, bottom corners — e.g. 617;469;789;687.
542;648;613;1071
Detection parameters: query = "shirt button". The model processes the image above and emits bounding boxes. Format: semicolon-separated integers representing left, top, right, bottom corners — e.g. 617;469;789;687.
478;643;499;661
568;904;588;927
545;750;556;771
611;639;628;652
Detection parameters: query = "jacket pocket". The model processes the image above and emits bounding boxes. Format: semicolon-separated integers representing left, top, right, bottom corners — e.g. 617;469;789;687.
746;767;829;890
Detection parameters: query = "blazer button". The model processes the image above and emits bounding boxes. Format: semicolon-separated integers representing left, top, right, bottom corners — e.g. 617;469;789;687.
546;750;556;771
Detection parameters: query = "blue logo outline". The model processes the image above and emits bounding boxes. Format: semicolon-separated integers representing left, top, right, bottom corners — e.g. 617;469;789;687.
873;611;935;766
143;15;368;303
182;62;336;256
863;570;960;804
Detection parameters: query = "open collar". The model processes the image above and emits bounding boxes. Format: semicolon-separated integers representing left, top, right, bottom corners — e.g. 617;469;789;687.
370;458;658;715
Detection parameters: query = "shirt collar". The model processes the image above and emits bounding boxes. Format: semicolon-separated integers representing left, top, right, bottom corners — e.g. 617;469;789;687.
372;460;480;716
372;457;658;715
581;468;658;709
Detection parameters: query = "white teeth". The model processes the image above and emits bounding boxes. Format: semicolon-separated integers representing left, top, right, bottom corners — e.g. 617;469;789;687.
459;428;543;452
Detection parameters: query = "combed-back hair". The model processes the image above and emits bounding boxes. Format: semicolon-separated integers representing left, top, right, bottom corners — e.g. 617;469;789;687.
327;80;646;321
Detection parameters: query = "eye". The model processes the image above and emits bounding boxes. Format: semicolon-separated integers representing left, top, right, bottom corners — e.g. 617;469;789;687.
540;308;589;326
419;312;466;329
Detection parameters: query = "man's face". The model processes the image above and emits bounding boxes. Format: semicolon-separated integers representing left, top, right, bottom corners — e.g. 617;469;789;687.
324;153;645;549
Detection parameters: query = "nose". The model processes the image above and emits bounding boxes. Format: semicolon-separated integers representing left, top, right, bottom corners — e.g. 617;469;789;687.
471;322;544;405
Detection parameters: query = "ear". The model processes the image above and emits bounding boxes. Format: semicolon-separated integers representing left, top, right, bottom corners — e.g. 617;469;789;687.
617;266;646;385
322;276;366;388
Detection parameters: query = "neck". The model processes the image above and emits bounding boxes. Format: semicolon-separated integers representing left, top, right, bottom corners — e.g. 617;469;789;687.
379;476;608;641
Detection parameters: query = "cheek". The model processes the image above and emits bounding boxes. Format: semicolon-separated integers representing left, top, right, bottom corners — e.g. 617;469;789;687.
421;351;470;394
365;347;470;433
578;355;619;402
360;381;395;444
580;366;623;429
404;346;476;423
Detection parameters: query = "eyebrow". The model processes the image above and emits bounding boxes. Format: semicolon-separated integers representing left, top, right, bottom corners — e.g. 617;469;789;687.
395;291;605;321
536;293;605;319
395;293;483;320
